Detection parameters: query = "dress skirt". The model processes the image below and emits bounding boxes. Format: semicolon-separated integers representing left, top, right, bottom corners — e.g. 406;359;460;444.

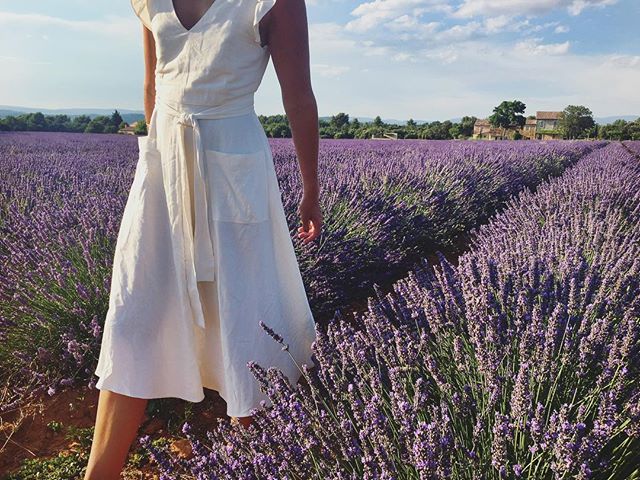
94;105;317;417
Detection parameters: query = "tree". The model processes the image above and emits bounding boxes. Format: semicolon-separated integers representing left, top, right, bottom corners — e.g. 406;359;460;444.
330;112;349;129
85;116;112;133
133;120;148;135
110;110;124;129
558;105;595;139
458;116;477;138
30;112;46;130
71;115;92;133
406;118;417;127
373;115;383;127
488;100;526;139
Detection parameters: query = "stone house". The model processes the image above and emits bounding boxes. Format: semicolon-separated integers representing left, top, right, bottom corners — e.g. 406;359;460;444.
472;111;564;140
534;111;563;139
472;119;519;140
522;118;537;139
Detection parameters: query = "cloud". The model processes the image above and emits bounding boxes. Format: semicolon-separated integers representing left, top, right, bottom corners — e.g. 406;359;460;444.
0;11;137;38
453;0;618;18
311;63;351;78
603;54;640;69
345;0;449;33
514;37;571;55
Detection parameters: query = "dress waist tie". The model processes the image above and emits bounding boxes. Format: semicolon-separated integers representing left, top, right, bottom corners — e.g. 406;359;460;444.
153;95;256;329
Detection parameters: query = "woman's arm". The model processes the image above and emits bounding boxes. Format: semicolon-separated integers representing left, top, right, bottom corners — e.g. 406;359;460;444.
142;25;157;126
263;0;322;244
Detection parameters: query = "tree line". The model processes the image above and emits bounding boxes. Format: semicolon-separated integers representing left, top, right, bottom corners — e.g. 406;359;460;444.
0;110;136;134
1;105;639;141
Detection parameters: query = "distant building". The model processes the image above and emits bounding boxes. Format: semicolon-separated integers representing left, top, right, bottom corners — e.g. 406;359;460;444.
371;132;398;140
473;111;564;140
118;120;143;136
472;119;518;140
535;111;563;139
522;118;537;139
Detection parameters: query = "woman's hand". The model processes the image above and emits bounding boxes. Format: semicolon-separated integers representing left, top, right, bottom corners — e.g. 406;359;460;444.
297;190;322;244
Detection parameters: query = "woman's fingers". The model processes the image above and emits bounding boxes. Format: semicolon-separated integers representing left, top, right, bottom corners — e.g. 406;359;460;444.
297;218;320;243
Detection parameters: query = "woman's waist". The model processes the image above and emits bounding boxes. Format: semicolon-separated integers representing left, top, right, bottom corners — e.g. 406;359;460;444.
154;83;256;120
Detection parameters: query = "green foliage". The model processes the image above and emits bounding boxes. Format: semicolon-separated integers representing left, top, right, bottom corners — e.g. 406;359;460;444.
4;425;94;480
134;120;148;135
330;112;350;129
47;420;64;433
598;118;640;140
4;105;634;141
110;110;123;129
0;111;126;134
558;105;594;139
489;100;527;130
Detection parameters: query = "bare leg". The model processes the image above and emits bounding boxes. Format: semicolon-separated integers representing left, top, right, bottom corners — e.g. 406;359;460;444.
84;390;148;480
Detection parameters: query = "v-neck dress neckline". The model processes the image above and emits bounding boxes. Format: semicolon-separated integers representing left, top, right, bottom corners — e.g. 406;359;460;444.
170;0;220;33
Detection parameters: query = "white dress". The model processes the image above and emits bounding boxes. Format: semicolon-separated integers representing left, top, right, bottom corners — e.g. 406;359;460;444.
94;0;317;417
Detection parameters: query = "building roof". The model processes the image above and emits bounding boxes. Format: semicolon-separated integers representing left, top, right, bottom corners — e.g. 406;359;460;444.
525;118;537;125
536;111;563;120
474;119;491;126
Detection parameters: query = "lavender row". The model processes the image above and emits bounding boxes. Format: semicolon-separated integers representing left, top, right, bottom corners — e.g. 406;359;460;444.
271;138;605;315
0;133;601;411
623;140;640;158
153;142;639;479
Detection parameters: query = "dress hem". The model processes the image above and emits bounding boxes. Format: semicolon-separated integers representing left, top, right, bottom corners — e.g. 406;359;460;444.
93;351;315;418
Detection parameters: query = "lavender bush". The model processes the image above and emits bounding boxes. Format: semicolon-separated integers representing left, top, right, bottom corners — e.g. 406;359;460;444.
274;138;605;314
148;142;639;479
623;141;640;158
0;132;603;411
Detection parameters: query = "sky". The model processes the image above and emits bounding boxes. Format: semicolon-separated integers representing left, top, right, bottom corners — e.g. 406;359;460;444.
0;0;638;121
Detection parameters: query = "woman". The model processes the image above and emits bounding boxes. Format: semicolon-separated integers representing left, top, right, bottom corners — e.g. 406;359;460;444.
85;0;322;477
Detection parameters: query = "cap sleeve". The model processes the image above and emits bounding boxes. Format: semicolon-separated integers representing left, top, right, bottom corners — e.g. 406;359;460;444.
131;0;153;30
253;0;276;45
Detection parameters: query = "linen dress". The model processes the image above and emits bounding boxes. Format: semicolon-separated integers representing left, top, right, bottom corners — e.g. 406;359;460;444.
94;0;317;417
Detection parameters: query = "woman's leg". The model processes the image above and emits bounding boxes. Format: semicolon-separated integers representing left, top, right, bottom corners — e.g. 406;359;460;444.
84;390;148;480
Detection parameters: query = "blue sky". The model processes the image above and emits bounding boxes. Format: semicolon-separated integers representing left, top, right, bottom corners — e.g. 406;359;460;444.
0;0;638;121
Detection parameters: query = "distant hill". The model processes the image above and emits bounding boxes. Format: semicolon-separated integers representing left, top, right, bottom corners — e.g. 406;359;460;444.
1;105;637;127
594;115;639;124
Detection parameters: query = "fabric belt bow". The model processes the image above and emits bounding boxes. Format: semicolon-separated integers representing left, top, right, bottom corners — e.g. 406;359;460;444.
155;96;255;330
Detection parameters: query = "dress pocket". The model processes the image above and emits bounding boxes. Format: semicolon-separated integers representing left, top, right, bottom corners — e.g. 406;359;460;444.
204;148;269;223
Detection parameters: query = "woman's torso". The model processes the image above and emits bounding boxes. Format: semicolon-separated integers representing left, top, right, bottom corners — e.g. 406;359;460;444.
146;0;272;108
140;0;274;153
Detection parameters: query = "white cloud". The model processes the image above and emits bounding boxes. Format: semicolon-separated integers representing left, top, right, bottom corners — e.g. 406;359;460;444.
0;11;136;38
435;21;482;41
603;54;640;69
345;0;449;33
567;0;617;15
420;46;459;63
554;24;570;33
514;37;571;55
453;0;618;18
311;63;351;78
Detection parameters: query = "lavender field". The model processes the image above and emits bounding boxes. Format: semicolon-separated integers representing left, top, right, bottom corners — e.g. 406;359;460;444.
145;142;640;479
1;132;638;478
